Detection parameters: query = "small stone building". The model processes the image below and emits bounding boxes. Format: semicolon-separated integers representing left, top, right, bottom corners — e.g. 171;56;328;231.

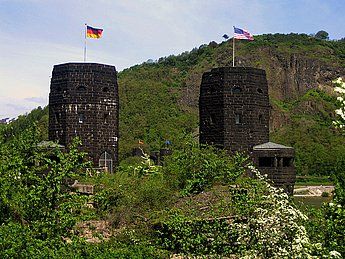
199;67;295;194
48;63;119;172
252;142;295;194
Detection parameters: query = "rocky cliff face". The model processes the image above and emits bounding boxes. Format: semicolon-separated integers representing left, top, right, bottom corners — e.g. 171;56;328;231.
178;43;345;132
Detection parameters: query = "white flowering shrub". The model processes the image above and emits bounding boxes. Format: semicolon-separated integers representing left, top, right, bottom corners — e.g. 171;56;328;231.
332;77;345;129
233;166;321;258
232;166;343;258
324;77;345;257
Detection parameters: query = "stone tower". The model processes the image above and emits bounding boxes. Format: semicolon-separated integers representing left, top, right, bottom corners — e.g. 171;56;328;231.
48;63;119;172
199;67;296;194
199;67;269;153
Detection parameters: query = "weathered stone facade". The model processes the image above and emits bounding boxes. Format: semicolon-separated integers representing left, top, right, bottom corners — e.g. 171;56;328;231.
199;67;269;152
199;67;295;193
48;63;119;172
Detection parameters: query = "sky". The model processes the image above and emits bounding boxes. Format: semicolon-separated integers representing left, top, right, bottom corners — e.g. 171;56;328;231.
0;0;344;119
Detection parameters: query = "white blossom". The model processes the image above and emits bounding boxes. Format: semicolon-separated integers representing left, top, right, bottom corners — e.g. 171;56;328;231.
333;77;345;128
334;86;345;94
329;250;342;258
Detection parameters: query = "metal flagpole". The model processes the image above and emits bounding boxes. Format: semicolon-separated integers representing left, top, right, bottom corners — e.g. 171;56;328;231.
84;23;87;62
232;37;235;67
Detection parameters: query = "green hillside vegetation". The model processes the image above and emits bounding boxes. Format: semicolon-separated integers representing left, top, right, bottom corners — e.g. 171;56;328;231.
1;32;345;257
120;33;345;177
0;125;344;257
2;34;344;177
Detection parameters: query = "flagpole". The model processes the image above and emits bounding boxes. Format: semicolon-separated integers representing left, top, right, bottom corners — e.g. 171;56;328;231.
84;23;87;62
232;37;235;67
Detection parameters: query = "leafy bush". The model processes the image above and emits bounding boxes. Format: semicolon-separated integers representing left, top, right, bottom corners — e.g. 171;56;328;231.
157;211;239;255
164;142;246;195
0;126;90;242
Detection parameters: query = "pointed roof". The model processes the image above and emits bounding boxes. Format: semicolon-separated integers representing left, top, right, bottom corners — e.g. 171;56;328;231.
253;142;293;150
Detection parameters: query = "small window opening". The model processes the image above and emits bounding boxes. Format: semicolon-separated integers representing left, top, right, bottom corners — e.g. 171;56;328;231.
56;87;62;92
77;85;86;91
257;88;263;94
259;114;263;124
283;157;293;167
233;87;242;93
102;87;109;92
55;112;60;124
235;114;242;124
210;114;216;125
104;113;109;124
78;113;84;123
259;157;275;167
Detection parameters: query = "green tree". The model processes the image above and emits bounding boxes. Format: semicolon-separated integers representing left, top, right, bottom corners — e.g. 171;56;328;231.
0;126;90;244
315;30;329;40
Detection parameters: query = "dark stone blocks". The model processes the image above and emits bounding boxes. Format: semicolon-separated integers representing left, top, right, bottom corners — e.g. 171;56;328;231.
199;67;269;153
48;63;119;172
199;67;296;193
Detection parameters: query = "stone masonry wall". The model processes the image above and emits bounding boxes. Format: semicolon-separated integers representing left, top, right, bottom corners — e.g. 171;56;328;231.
49;63;119;169
200;67;270;153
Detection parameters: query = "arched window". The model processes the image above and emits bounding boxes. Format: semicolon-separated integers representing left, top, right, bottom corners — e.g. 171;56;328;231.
209;114;216;125
104;113;109;124
257;88;263;94
99;151;113;172
259;114;263;124
55;112;61;124
102;87;109;92
77;85;86;91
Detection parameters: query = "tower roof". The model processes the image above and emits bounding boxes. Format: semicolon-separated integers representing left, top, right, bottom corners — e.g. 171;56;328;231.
253;142;293;150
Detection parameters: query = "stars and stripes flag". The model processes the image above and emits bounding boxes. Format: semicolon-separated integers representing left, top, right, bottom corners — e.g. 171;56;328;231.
233;26;254;41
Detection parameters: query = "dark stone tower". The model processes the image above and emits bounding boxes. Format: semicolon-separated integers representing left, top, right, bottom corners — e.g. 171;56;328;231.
48;63;119;172
199;67;269;153
199;67;296;194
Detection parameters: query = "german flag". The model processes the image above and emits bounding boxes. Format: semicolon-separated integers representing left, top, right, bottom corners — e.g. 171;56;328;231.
86;25;103;39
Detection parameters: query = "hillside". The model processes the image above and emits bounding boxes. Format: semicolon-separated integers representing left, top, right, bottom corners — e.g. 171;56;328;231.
2;33;345;176
119;33;345;176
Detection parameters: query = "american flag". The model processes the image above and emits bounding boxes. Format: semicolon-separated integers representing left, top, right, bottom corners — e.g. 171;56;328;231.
233;26;254;41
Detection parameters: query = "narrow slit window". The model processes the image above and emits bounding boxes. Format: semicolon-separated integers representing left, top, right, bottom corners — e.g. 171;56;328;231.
210;114;216;125
55;112;60;124
259;114;263;124
104;113;109;124
78;113;84;123
235;114;242;124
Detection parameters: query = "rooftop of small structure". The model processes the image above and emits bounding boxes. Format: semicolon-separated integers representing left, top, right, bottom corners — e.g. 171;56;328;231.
253;142;293;150
37;141;65;149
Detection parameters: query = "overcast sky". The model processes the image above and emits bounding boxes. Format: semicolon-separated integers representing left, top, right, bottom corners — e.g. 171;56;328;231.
0;0;344;118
